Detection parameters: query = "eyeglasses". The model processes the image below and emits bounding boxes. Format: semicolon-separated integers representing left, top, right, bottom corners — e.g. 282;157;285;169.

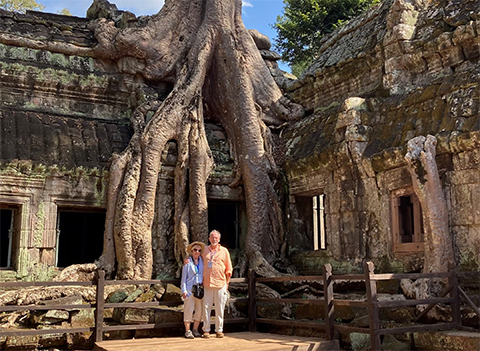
192;249;202;252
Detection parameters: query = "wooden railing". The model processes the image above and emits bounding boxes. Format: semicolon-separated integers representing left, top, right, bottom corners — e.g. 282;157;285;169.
0;262;479;350
0;272;249;343
249;262;479;350
93;271;249;341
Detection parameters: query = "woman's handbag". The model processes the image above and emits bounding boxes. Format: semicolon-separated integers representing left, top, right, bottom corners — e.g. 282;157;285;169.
192;284;204;299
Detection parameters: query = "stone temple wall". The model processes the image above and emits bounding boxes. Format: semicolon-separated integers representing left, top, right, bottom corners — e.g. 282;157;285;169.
0;9;134;278
0;4;286;279
0;7;250;279
0;0;478;279
284;0;480;273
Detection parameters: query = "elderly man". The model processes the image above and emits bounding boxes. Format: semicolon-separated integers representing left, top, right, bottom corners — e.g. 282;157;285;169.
202;229;232;338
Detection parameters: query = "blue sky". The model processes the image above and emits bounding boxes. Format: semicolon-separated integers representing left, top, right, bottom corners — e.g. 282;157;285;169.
38;0;290;71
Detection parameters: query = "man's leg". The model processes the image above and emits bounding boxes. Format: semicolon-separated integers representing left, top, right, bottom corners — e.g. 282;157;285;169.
202;287;214;335
215;285;228;334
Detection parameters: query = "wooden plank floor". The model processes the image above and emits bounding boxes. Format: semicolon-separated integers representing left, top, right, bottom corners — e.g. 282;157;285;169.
94;332;340;351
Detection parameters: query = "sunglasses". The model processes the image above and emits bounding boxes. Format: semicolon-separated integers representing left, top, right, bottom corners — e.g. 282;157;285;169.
192;249;202;252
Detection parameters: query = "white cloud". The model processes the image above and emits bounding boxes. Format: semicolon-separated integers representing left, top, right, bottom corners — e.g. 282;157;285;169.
242;1;253;8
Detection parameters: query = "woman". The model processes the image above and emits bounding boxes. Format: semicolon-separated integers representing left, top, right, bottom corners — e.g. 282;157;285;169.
180;241;205;339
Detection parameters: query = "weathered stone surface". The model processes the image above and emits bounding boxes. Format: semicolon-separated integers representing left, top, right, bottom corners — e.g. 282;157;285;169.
381;334;411;350
112;307;154;324
135;291;156;302
4;335;39;349
161;283;183;303
377;294;415;323
256;283;292;319
0;3;242;278
30;309;69;325
248;29;271;50
349;332;370;351
124;288;143;302
414;331;480;351
70;308;95;328
153;306;183;323
284;0;480;275
260;50;281;61
106;289;130;303
38;294;84;309
38;330;67;348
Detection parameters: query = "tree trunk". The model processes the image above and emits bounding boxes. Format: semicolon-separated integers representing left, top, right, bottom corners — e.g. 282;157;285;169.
0;0;303;279
405;135;454;273
405;135;455;309
90;0;304;279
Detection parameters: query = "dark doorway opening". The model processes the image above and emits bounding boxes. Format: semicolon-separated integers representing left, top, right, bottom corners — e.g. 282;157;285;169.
0;209;14;268
208;201;240;250
399;195;414;243
56;209;105;268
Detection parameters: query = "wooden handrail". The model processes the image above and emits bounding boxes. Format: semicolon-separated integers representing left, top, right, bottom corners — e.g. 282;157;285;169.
94;269;105;343
0;303;95;312
0;262;475;351
255;275;324;283
414;284;453;322
256;297;324;304
459;287;480;319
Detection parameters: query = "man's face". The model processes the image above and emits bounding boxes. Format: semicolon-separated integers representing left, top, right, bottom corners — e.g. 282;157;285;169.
209;232;220;245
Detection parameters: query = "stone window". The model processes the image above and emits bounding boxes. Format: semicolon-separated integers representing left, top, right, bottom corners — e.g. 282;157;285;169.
313;195;326;250
290;194;327;250
391;187;424;253
55;208;105;267
208;201;242;250
0;205;19;269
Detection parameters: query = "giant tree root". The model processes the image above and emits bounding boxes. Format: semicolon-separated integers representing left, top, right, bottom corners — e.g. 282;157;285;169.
0;0;304;279
404;135;455;318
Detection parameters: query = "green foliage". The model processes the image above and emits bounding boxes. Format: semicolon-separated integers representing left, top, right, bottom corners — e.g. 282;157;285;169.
58;8;71;16
0;0;45;13
291;58;314;77
273;0;379;71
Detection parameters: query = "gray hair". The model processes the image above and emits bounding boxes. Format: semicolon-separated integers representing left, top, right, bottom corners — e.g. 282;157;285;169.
209;229;221;238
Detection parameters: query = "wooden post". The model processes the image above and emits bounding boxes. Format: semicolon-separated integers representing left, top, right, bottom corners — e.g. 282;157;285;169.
364;261;381;351
248;268;256;332
449;269;461;327
94;269;105;343
323;263;334;340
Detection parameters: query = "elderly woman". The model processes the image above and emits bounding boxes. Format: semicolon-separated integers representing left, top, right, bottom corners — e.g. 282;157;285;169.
180;241;205;339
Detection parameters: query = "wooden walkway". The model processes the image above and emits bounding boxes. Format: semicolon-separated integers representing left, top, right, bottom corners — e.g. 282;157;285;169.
93;332;341;351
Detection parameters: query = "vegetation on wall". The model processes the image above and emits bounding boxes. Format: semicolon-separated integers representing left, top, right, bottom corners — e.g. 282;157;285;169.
273;0;379;76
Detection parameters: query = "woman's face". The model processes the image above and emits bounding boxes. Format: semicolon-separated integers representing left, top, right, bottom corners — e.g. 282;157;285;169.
191;245;202;259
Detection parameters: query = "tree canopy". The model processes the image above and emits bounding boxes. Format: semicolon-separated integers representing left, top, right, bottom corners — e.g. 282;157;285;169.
0;0;45;13
273;0;379;74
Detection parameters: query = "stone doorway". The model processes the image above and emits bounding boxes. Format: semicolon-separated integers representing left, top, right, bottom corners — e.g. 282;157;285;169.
208;201;241;250
0;208;15;268
55;209;105;267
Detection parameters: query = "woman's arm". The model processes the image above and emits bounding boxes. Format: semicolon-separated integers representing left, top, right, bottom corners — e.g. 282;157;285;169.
180;263;190;296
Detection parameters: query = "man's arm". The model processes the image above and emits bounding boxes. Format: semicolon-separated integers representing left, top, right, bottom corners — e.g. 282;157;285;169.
224;248;233;287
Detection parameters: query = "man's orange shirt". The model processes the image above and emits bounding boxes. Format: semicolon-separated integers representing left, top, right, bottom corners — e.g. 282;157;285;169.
202;244;232;289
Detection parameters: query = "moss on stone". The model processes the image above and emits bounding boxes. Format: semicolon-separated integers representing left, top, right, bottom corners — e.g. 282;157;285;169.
21;263;57;282
33;202;45;248
458;251;480;271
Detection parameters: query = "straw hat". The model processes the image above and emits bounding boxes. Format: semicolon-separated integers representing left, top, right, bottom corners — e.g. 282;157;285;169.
187;241;205;254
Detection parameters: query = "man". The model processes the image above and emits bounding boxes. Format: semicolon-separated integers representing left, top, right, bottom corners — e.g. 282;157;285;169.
202;229;232;338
